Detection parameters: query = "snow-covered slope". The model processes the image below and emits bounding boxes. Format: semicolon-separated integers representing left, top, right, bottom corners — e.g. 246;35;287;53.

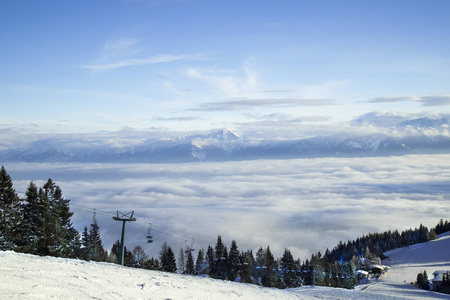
355;232;450;299
1;233;450;299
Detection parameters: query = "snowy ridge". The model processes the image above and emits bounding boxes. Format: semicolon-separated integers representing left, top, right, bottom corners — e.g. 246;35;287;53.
1;233;450;299
1;122;450;163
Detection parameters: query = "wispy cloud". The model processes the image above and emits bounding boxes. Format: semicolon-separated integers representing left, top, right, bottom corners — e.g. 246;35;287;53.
151;116;203;122
368;94;450;107
235;113;330;128
81;54;195;72
420;95;450;107
101;38;142;61
189;97;337;111
186;58;259;97
368;96;419;103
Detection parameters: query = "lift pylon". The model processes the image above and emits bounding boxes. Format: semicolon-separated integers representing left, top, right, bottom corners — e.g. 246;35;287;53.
113;211;136;266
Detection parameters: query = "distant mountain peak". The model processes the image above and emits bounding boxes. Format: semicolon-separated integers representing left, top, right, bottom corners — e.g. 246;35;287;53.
207;128;240;140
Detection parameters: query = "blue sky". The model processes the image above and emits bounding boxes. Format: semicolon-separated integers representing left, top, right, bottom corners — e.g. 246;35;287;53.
1;0;449;138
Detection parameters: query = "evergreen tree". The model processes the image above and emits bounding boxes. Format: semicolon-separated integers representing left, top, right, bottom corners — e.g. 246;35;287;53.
239;250;254;284
211;235;228;279
227;240;240;281
159;242;169;271
88;211;106;261
0;166;21;251
110;240;133;265
166;246;177;272
280;248;300;287
80;226;90;260
185;251;195;274
35;187;52;256
21;184;59;256
144;257;161;270
417;270;430;290
205;245;214;272
340;261;357;289
159;242;177;272
195;248;206;274
261;246;284;288
442;271;450;294
42;179;80;258
21;182;40;254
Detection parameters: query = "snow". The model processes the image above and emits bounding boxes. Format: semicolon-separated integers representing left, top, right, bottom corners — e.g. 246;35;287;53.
2;233;450;299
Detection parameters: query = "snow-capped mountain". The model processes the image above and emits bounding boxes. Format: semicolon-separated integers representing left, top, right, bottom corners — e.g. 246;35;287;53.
1;123;449;163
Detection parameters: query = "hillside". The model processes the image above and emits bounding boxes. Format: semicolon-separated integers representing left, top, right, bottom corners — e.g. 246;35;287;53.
1;233;450;299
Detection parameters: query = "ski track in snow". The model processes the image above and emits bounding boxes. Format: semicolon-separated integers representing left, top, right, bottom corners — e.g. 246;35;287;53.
1;233;450;299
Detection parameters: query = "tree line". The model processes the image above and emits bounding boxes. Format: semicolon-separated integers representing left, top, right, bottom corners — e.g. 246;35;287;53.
1;165;449;290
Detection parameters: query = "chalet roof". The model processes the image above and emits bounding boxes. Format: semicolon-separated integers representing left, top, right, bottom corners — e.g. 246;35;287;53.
432;270;450;282
370;264;384;270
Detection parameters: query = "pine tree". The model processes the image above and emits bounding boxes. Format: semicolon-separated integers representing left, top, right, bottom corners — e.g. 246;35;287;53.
166;246;177;272
22;182;40;253
160;242;169;271
261;246;284;288
417;270;430;290
81;226;90;260
42;179;80;258
206;245;214;273
35;187;52;256
239;250;254;284
88;211;106;262
160;242;177;272
211;235;228;279
185;251;195;274
110;240;133;265
227;240;240;281
144;257;161;270
281;248;300;287
195;248;206;274
0;166;21;251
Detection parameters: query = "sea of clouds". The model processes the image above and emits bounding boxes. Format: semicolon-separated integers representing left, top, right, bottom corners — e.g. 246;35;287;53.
4;154;450;260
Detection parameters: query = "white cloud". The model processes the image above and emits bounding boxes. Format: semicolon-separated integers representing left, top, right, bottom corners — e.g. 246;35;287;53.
5;154;450;260
190;97;337;111
82;54;195;72
367;94;450;107
186;58;260;97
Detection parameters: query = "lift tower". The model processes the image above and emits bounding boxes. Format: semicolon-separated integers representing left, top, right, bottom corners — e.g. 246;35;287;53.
113;211;136;265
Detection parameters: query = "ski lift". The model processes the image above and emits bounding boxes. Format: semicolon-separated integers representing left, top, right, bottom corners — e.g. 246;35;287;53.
184;239;195;253
146;223;153;243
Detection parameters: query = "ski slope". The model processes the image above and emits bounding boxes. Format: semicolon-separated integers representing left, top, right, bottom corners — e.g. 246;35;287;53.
1;233;450;299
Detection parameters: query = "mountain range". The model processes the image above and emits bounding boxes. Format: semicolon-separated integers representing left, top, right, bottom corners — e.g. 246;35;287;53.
1;119;449;163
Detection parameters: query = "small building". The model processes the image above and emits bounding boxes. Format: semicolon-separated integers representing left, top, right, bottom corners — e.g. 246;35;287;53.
432;270;450;292
369;264;385;274
356;270;369;279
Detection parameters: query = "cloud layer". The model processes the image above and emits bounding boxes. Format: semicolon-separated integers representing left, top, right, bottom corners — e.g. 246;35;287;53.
368;95;450;107
190;98;337;111
5;154;450;260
